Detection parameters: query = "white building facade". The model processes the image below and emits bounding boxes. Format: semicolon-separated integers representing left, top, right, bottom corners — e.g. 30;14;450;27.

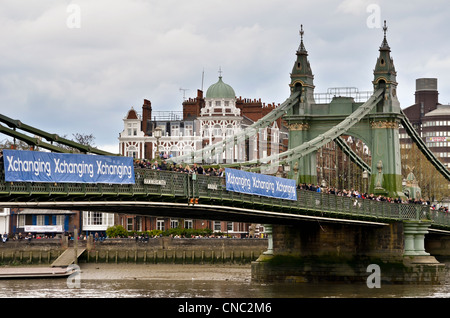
118;75;281;164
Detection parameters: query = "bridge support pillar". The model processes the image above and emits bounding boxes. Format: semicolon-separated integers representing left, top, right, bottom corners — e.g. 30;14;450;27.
262;224;273;256
369;119;404;198
403;221;431;256
251;222;446;284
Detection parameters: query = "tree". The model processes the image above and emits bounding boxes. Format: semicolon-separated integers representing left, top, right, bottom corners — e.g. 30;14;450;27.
55;133;96;152
106;225;128;238
0;138;33;150
72;133;95;147
401;143;449;202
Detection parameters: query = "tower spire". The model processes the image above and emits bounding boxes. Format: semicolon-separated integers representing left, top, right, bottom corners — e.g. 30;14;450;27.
373;19;399;113
380;20;390;50
298;24;307;53
290;25;314;101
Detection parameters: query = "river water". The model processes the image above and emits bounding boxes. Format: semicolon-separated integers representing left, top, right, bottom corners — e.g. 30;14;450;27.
0;263;449;299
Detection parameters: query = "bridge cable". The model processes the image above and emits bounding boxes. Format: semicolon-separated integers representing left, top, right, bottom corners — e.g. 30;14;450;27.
334;136;372;175
249;88;385;172
0;113;118;156
399;109;450;181
167;91;301;164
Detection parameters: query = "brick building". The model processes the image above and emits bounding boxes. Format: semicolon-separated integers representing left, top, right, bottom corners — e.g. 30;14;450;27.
400;78;450;168
117;74;289;236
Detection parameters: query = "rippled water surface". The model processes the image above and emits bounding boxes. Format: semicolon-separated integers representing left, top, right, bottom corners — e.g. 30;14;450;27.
0;263;449;298
1;277;450;298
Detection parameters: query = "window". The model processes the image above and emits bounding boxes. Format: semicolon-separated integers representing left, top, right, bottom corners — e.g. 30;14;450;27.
185;125;193;136
226;124;233;136
156;219;165;231
184;219;193;229
36;215;45;226
215;101;221;106
127;218;133;231
170;146;180;157
182;145;193;156
18;215;25;227
136;217;142;232
213;124;222;137
227;222;233;231
55;215;64;226
214;221;221;232
170;219;179;229
172;125;179;136
92;212;102;225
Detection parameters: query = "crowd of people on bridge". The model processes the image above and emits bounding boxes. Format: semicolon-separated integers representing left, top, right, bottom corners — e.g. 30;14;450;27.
297;183;449;213
134;159;225;177
135;159;449;212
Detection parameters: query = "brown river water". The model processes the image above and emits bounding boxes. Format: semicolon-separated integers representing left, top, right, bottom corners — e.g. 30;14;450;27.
0;263;449;299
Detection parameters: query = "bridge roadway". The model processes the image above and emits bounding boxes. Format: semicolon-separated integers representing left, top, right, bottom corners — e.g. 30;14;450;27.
0;168;449;230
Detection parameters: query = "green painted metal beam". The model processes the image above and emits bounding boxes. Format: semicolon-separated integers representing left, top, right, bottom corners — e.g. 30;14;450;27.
334;136;372;174
251;88;384;171
0;123;72;153
0;113;118;156
400;109;450;181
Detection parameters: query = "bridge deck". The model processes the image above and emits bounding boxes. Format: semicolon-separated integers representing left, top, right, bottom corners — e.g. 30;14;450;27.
0;168;449;229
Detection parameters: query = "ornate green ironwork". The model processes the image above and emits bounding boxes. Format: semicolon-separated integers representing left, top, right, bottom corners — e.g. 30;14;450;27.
0;114;118;156
1;168;449;229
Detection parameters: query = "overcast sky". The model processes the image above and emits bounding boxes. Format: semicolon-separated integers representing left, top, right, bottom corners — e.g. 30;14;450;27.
0;0;449;153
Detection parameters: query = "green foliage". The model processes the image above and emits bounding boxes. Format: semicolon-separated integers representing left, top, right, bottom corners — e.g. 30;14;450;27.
130;227;220;238
106;225;129;238
162;227;214;238
108;225;225;239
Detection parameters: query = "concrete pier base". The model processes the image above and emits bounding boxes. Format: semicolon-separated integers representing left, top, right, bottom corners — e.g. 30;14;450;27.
251;254;446;284
251;222;447;285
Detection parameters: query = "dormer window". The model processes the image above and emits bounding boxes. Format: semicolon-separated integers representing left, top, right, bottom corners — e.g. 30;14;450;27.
171;125;179;136
127;123;138;136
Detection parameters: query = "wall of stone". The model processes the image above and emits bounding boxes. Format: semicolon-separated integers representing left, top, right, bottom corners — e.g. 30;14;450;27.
272;222;404;259
0;238;267;265
252;222;446;284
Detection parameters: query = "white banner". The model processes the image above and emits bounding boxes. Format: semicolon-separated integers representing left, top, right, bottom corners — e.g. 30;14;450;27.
24;225;63;232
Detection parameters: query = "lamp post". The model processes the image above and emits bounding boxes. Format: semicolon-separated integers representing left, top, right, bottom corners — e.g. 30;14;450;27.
153;127;162;160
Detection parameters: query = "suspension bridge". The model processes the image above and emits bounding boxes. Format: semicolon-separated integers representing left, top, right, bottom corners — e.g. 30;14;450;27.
0;22;449;283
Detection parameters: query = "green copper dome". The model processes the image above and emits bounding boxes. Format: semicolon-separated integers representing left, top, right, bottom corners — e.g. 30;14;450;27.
206;76;236;99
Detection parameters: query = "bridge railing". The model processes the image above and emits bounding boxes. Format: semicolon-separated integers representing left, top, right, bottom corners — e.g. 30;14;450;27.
428;209;450;228
0;167;446;227
191;172;432;222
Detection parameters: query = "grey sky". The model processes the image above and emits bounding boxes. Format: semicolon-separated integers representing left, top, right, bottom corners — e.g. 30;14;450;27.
0;0;449;152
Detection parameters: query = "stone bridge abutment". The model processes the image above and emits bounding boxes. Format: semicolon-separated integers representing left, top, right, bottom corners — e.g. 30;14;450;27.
251;221;447;284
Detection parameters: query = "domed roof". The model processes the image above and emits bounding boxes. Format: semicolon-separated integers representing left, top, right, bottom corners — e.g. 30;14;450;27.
206;76;236;99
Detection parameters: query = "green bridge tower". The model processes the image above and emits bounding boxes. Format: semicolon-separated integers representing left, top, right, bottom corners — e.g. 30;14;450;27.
285;22;404;198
